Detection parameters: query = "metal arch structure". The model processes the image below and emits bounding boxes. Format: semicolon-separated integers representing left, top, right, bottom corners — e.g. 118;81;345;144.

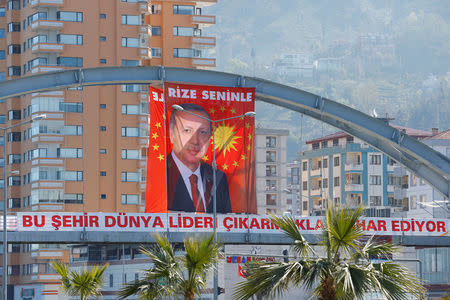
0;66;449;199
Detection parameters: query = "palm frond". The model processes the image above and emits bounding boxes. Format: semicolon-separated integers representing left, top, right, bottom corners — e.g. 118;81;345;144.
270;214;314;257
354;235;399;262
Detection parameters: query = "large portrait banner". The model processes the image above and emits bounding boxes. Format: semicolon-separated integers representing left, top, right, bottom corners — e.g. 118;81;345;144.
146;83;256;214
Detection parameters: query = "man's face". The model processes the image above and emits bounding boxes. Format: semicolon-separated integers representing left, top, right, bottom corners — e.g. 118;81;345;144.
170;110;211;171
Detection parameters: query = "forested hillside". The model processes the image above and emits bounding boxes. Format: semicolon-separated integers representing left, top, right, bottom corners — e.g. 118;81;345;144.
203;0;450;159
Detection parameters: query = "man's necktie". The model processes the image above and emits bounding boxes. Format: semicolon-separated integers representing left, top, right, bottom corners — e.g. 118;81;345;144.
189;174;204;212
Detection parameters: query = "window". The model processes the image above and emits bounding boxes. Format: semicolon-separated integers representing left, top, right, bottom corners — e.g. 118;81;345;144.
333;156;340;166
302;181;307;191
0;115;4;124
8;198;20;208
333;139;339;146
58;148;82;158
100;126;106;131
62;171;83;181
8;176;21;186
321;141;328;148
0;7;5;17
100;104;106;109
8;0;20;10
265;165;276;176
323;178;328;188
99;36;106;41
419;195;426;208
346;136;354;143
266;136;276;148
99;59;106;64
109;274;114;287
265;194;276;206
122;194;139;204
57;34;83;45
121;172;139;182
334;197;340;205
8;22;20;32
8;66;21;76
173;5;194;15
121;59;139;66
62;125;83;135
334;176;340;187
100;171;106;176
121;37;140;48
370;154;381;165
57;11;83;22
27;57;47;71
151;26;161;36
8;132;21;142
122;149;140;160
27;11;47;24
151;48;161;57
0;72;4;81
59;102;82;113
100;13;106;19
312;142;319;150
302;161;307;171
121;15;139;25
173;26;196;36
370;175;381;185
122;127;139;137
100;194;107;199
173;48;201;58
100;149;107;154
121;84;141;92
323;158;328;168
411;174;417;186
57;57;83;67
0;29;4;38
8;110;21;120
410;196;417;209
0;50;4;60
370;196;382;206
122;104;140;114
266;151;276;162
8;154;21;164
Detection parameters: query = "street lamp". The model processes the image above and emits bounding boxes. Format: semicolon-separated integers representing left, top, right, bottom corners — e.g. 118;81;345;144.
2;114;46;300
172;104;255;299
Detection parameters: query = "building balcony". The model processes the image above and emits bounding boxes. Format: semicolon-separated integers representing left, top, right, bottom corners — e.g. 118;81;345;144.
345;163;363;171
30;20;63;31
310;187;321;195
310;167;321;177
30;65;67;75
139;2;151;14
31;249;64;259
32;158;64;166
31;203;64;211
344;183;363;191
31;43;64;54
191;36;216;48
31;0;64;8
387;184;394;193
192;58;216;68
192;15;216;25
140;25;151;37
138;47;150;59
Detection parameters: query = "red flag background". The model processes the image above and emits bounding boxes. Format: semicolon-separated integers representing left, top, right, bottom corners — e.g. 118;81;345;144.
146;83;256;213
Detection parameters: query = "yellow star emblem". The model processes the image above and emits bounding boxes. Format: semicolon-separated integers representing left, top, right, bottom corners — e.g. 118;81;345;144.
152;132;159;139
155;122;161;129
245;123;250;129
233;161;239;167
222;163;228;170
247;133;252;140
157;154;164;161
153;144;159;151
247;145;251;151
209;108;216;115
230;107;236;114
239;115;245;120
241;154;247;161
202;155;209;162
219;106;226;112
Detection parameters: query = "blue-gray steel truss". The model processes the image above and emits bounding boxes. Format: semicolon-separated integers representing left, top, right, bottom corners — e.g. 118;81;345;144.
0;66;448;200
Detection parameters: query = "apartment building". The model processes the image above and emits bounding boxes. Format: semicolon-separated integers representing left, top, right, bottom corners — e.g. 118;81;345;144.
254;127;289;215
299;125;432;217
0;0;216;298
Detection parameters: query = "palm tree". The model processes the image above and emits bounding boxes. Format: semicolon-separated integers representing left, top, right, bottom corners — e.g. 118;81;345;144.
234;204;425;300
51;260;108;300
119;232;221;300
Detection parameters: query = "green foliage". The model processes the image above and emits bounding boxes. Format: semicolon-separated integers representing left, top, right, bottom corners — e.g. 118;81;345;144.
233;203;425;300
118;233;221;300
51;260;108;300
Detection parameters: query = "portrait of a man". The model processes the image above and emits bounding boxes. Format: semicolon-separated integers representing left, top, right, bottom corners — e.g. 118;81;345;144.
167;103;232;213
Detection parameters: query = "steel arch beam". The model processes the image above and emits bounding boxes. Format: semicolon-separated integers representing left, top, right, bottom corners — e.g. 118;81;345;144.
0;66;449;199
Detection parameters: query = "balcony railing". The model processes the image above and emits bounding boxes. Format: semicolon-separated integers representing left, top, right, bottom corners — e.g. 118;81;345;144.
31;43;64;54
345;183;363;191
31;65;67;74
31;20;63;31
192;15;216;25
191;36;216;48
31;0;64;7
345;163;363;171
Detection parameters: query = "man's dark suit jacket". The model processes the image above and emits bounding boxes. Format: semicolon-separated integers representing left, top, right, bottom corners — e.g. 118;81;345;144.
167;153;232;213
